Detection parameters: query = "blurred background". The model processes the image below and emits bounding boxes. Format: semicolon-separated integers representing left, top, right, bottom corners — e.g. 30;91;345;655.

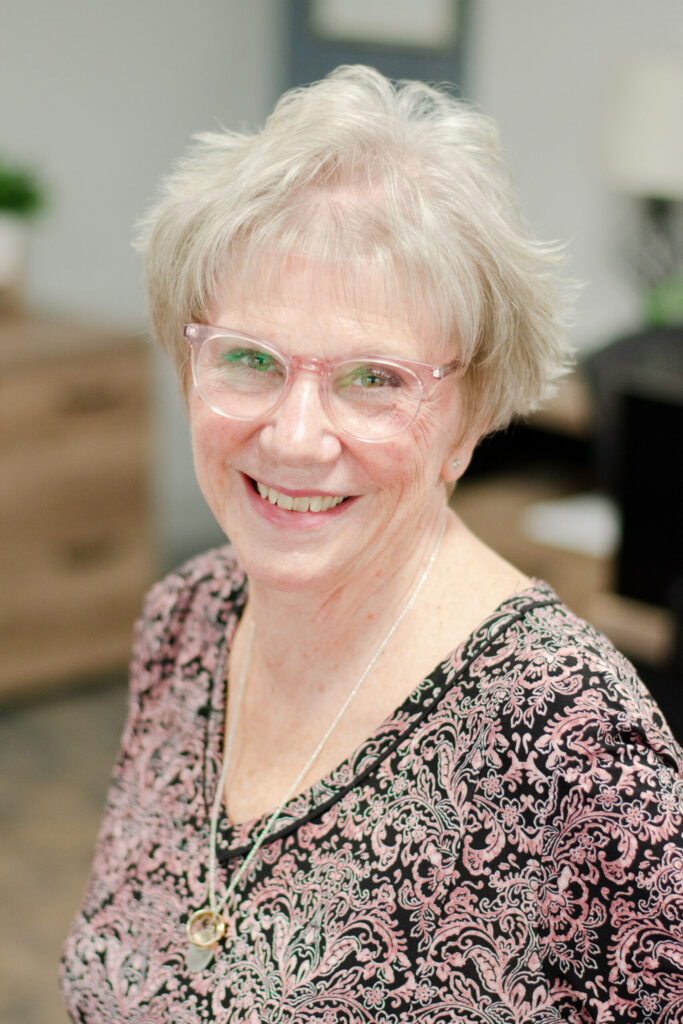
1;1;682;1020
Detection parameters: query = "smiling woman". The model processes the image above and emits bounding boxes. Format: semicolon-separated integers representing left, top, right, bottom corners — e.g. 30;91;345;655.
187;272;469;596
61;66;683;1023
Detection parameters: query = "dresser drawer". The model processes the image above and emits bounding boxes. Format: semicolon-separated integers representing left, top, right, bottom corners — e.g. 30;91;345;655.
0;318;154;698
0;343;147;449
0;422;147;544
0;526;151;620
0;530;152;697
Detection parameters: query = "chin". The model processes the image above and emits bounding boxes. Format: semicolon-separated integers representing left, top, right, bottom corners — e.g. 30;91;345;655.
239;554;333;594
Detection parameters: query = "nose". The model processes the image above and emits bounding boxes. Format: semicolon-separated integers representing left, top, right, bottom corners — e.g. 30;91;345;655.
259;370;343;465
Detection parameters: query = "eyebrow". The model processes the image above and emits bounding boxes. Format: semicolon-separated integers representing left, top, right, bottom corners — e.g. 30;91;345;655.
205;324;445;364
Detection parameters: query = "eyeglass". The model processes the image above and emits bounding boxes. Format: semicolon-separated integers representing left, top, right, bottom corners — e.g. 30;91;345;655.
185;323;461;442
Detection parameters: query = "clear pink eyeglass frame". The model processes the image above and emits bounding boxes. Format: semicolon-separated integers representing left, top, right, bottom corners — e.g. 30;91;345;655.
184;323;461;441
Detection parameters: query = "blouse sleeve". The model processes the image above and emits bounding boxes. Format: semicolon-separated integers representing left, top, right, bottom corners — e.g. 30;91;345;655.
534;682;683;1020
62;547;243;935
65;568;191;913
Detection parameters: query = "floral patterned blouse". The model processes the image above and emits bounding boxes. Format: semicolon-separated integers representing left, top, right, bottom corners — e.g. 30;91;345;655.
61;546;683;1023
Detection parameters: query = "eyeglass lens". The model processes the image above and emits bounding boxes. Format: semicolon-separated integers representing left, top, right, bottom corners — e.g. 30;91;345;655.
194;334;423;440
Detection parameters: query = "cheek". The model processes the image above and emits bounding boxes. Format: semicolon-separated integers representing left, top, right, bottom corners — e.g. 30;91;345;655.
189;405;250;498
405;400;456;476
359;380;457;488
190;425;224;515
357;421;445;500
191;397;242;459
380;397;462;500
419;383;470;460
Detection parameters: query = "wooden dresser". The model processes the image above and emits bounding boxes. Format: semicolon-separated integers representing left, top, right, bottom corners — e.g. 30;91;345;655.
0;313;155;699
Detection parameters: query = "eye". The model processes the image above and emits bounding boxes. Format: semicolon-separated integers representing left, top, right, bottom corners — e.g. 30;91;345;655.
221;347;278;372
340;363;406;390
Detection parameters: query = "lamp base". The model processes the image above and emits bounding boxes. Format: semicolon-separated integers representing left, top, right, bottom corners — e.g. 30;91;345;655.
644;276;683;327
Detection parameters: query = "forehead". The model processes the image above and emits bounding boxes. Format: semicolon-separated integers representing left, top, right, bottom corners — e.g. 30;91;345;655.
210;255;449;360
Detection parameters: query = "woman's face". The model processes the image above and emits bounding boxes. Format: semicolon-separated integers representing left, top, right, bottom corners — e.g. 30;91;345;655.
189;266;480;596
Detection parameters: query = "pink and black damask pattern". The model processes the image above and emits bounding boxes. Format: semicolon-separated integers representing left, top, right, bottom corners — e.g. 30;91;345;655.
62;547;683;1023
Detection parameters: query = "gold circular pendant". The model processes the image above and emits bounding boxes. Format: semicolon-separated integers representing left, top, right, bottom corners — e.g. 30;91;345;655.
186;908;226;949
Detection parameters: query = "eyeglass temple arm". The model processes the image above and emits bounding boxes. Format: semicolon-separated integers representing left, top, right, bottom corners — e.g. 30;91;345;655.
433;358;461;381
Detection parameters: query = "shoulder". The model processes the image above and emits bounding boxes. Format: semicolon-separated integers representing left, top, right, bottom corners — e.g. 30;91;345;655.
489;589;683;1014
139;543;246;632
129;543;247;697
467;582;683;773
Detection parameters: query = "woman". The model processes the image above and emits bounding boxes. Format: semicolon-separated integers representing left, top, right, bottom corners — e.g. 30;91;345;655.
62;66;683;1022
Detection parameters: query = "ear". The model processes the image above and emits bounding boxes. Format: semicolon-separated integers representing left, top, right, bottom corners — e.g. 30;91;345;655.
441;455;463;483
441;426;485;483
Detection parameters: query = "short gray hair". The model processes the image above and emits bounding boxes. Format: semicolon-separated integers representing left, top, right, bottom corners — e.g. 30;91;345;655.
135;64;574;433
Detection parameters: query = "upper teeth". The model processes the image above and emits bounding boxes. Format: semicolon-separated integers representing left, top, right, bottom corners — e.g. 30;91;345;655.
256;482;346;512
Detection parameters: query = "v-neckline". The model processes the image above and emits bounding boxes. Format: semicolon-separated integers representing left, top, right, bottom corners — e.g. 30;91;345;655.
198;551;559;862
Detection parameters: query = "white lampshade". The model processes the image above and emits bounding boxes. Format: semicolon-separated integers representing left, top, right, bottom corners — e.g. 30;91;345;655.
601;57;683;200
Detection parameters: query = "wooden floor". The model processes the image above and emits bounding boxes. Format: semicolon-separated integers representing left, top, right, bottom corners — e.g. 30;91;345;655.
0;680;127;1024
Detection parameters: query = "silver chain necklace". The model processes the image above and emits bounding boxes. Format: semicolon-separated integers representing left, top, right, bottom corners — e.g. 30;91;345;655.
185;516;445;972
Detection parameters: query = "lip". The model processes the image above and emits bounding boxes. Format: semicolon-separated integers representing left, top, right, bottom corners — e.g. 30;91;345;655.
242;474;355;528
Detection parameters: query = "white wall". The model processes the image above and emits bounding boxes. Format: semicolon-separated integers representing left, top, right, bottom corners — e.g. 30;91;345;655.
468;0;683;349
1;0;282;326
9;1;678;344
1;0;284;566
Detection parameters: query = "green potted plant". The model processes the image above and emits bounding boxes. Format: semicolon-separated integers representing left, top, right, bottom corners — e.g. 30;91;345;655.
0;159;46;308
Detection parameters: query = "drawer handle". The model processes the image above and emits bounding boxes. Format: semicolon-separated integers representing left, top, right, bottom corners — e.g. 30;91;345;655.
62;537;118;567
60;386;125;415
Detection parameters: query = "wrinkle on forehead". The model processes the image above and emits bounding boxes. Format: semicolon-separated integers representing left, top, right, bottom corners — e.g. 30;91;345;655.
210;250;452;361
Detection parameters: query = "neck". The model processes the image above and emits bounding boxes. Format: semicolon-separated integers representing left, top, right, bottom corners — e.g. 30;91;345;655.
238;505;448;704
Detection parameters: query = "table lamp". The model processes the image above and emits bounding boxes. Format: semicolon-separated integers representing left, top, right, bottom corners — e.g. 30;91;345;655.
601;56;683;325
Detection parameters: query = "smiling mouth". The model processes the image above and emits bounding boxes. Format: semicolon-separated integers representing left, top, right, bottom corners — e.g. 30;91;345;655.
253;479;348;513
